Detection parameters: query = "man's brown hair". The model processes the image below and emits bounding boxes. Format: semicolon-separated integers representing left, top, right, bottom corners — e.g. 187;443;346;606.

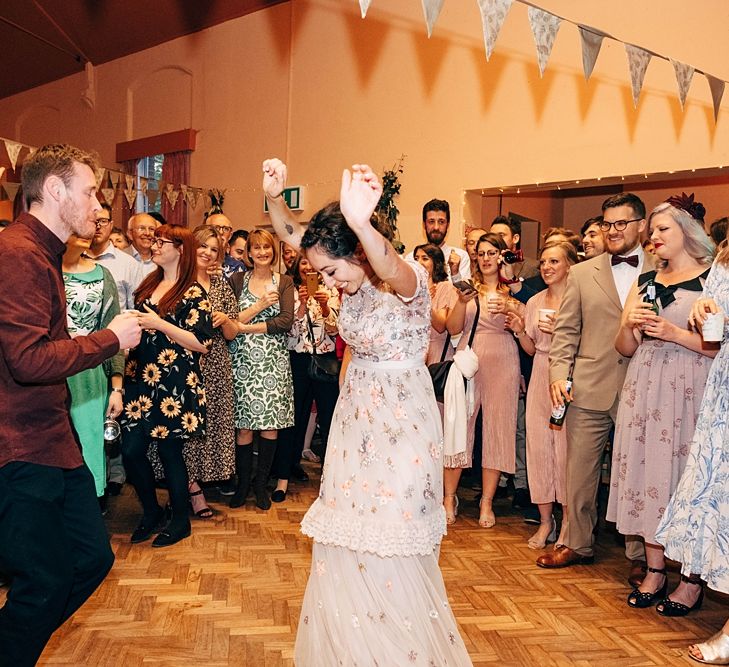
21;143;99;207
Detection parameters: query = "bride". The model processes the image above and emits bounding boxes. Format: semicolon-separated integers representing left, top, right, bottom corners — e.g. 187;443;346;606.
262;158;472;666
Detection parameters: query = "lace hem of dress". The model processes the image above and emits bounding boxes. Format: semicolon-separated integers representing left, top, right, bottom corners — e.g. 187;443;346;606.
300;499;446;557
444;451;470;469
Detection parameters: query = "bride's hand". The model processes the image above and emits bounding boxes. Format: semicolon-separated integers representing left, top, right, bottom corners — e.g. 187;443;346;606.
262;158;287;199
339;164;382;233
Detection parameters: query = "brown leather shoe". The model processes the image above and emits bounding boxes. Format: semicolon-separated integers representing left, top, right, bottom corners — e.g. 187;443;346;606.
627;559;647;588
536;545;594;568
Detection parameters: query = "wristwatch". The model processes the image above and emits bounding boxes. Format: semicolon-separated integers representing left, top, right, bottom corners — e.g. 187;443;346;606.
111;388;124;395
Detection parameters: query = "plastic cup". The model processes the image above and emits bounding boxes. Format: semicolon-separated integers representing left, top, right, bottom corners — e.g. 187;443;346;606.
539;308;556;323
487;294;502;313
702;311;724;342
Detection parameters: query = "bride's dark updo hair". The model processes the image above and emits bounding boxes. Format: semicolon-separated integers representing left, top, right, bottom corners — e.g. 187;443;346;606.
300;201;393;261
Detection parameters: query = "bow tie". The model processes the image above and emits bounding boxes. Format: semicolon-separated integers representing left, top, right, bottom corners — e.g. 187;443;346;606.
611;254;639;267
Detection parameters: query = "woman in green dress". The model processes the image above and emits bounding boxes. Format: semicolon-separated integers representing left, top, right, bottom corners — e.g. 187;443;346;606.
63;234;125;499
229;229;294;510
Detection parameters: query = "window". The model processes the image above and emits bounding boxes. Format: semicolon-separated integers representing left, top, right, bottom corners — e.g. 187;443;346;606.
136;154;164;213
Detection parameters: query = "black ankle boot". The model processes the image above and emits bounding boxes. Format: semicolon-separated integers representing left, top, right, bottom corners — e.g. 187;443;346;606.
254;438;277;510
230;445;253;508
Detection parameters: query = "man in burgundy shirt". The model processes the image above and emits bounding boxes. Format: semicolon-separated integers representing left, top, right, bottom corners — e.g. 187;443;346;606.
0;144;141;666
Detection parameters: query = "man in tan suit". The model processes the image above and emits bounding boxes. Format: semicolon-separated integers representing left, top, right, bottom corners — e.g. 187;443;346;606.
539;193;654;580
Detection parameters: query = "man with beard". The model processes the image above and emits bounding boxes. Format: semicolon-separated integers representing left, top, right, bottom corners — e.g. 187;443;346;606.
88;203;144;310
0;144;142;666
540;193;651;582
581;216;606;259
405;199;470;279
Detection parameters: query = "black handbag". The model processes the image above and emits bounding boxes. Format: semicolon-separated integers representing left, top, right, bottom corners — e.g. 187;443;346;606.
428;297;480;401
306;310;341;384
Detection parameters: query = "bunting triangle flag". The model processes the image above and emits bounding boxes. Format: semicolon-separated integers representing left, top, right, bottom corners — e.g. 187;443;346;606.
101;187;115;204
578;26;605;81
421;0;445;38
527;7;561;77
109;171;121;188
4;140;23;172
477;0;513;61
671;60;694;109
358;0;372;18
185;188;196;209
0;167;5;182
124;187;137;210
625;44;652;107
706;74;725;122
124;174;135;192
95;167;106;190
2;181;20;202
167;188;180;210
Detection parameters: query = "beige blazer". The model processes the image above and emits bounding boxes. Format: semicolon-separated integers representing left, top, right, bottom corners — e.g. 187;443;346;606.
549;251;656;411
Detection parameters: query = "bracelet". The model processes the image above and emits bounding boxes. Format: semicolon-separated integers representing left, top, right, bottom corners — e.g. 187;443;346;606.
499;276;522;285
111;388;124;395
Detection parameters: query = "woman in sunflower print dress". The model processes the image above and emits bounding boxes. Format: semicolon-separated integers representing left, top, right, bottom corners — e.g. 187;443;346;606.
148;226;240;518
228;229;295;510
121;224;214;548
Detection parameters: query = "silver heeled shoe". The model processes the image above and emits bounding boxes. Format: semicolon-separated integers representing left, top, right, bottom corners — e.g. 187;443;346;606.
689;632;729;665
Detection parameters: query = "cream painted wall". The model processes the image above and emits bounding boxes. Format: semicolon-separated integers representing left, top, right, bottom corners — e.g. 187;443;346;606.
1;0;729;250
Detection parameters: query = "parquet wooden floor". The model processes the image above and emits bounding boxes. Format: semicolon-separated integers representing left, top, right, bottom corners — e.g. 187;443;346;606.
2;465;726;666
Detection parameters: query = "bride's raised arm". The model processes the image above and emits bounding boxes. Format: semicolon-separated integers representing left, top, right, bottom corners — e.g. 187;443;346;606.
339;164;417;298
262;158;305;251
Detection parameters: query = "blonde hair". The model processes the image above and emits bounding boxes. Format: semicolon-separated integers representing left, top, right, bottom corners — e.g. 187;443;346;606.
247;229;279;265
649;202;715;269
472;232;510;296
192;224;222;266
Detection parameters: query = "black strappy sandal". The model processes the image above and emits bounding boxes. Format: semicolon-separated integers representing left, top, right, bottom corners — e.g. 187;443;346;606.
627;567;668;608
656;575;704;617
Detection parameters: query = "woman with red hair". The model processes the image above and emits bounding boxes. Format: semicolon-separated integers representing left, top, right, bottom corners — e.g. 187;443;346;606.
121;224;214;548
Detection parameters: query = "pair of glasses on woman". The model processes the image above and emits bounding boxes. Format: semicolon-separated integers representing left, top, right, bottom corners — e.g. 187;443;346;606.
153;237;179;248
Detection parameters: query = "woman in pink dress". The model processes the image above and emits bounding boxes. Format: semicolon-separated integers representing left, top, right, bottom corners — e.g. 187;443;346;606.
506;241;578;549
414;243;458;366
608;196;716;610
263;159;472;666
446;233;520;528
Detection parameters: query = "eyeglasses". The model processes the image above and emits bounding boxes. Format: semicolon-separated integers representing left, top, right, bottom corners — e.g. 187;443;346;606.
211;225;232;233
153;238;179;248
95;218;112;227
598;218;642;232
477;250;499;258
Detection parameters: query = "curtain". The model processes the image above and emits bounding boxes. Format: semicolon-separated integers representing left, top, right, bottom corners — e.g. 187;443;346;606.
161;150;190;227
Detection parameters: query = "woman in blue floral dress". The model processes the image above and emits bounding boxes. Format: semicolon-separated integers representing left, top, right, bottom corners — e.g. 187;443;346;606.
654;248;729;661
121;225;213;548
263;159;472;666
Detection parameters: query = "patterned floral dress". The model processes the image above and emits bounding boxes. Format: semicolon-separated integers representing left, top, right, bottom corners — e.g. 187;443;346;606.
229;272;294;430
149;276;238;482
606;270;711;543
64;264;123;496
295;263;472;666
122;284;214;442
655;261;729;593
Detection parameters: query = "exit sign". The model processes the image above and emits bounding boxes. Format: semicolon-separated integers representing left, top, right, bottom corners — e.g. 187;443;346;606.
264;186;305;212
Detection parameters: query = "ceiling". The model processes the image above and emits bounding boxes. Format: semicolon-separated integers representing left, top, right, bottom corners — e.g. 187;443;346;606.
1;0;287;99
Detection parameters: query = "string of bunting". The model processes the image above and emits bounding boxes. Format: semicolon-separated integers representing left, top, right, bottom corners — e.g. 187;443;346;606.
359;0;726;120
0;138;345;208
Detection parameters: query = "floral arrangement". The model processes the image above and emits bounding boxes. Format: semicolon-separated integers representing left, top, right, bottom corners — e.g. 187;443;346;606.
376;155;406;254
